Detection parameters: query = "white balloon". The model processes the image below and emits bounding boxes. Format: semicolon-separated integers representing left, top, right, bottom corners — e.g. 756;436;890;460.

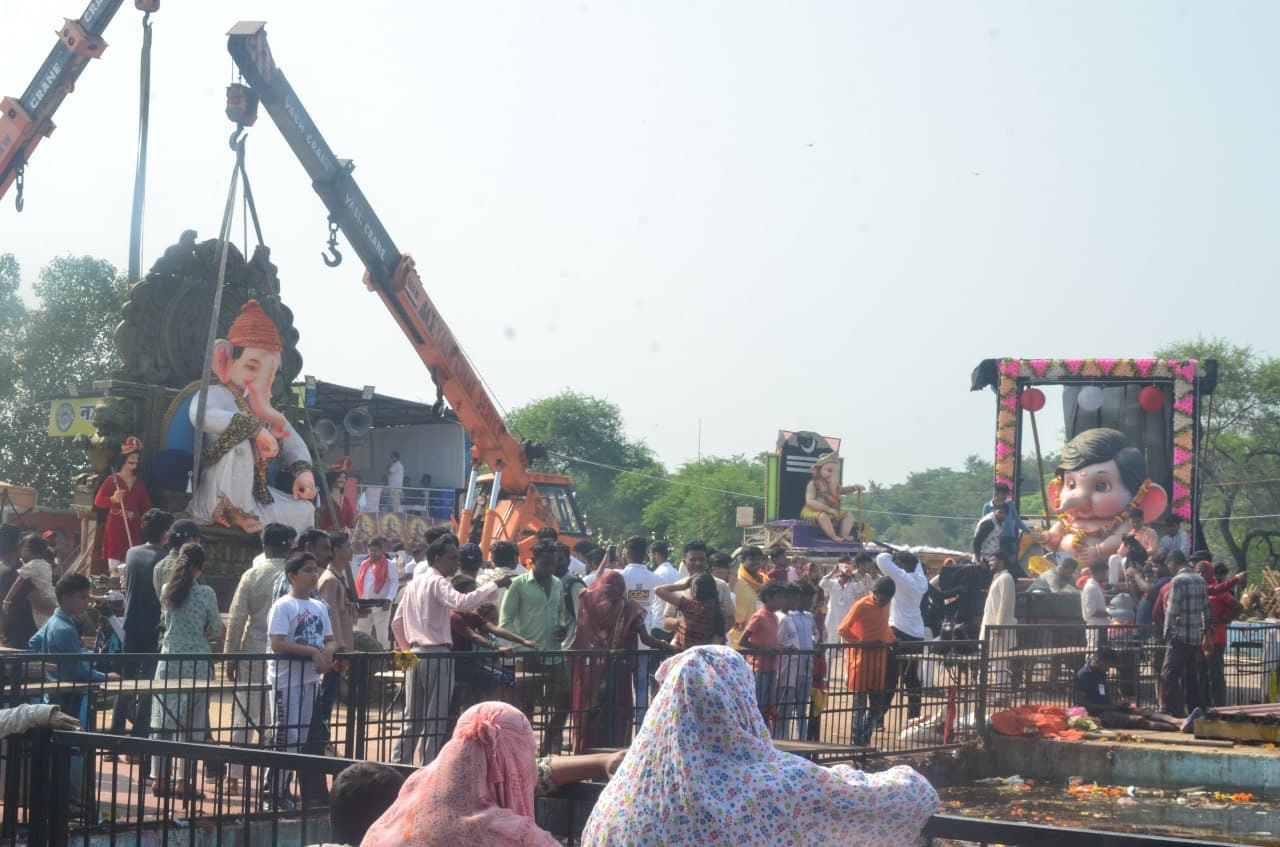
1077;386;1105;412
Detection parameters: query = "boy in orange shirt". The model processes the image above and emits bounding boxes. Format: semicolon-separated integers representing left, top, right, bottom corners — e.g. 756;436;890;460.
838;576;896;746
740;582;787;729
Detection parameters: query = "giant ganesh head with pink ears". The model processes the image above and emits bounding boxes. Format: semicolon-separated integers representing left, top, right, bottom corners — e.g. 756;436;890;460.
1040;428;1167;565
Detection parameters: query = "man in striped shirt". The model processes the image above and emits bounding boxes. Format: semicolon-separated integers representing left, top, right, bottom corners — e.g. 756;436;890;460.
1160;560;1210;718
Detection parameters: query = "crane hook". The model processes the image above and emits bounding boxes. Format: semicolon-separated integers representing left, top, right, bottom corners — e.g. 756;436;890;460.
229;124;248;152
321;217;343;267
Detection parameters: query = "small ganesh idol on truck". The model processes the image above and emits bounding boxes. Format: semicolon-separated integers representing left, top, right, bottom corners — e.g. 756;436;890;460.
188;299;317;535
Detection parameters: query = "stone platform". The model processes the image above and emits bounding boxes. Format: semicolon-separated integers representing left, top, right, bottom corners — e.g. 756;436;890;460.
988;732;1280;796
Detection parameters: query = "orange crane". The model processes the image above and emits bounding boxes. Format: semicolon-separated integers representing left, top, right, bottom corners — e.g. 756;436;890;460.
226;22;586;557
0;1;157;210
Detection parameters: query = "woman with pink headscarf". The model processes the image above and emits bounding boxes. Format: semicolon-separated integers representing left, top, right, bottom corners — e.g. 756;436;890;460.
361;701;557;847
570;570;672;753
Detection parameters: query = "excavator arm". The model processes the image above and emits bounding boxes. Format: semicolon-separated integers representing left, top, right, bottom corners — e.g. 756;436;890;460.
0;0;150;206
226;21;554;516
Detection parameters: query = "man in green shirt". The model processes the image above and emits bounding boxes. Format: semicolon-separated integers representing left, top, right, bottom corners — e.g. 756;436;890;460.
499;539;567;754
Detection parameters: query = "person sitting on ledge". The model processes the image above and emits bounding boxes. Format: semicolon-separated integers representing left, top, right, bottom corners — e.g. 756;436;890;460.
362;701;626;847
1075;647;1201;733
579;645;938;847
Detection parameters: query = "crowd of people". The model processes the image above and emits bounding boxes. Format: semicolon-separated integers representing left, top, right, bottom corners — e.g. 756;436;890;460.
0;480;1259;845
958;482;1247;720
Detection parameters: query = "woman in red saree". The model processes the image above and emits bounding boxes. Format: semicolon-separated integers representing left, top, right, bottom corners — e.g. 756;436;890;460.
570;570;670;752
93;437;151;570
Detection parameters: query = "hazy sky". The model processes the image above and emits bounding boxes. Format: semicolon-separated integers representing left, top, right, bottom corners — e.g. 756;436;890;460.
2;1;1276;486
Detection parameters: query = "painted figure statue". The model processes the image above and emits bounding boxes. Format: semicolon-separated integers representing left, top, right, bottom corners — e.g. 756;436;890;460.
1035;428;1167;566
188;299;316;534
92;435;152;570
802;452;862;542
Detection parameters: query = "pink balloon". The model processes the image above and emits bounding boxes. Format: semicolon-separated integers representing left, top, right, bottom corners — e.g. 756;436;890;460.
1019;388;1046;413
1139;385;1166;413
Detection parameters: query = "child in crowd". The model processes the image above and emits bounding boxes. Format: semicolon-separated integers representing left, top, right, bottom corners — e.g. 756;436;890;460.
307;761;406;847
95;591;126;657
789;582;817;740
28;573;121;718
3;533;57;628
740;581;787;730
263;552;335;810
655;573;727;650
773;584;803;740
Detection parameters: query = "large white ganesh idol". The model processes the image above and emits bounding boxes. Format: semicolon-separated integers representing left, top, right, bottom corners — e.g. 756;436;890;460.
188;299;316;534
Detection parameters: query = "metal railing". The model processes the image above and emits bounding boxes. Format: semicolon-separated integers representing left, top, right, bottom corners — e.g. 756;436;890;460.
982;622;1280;715
354;484;454;518
8;623;1275;780
5;729;1241;847
0;625;1270;847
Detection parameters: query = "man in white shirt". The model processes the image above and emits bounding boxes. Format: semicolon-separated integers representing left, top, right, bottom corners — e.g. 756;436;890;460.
386;452;405;512
620;536;661;725
819;557;865;643
876;547;929;719
355;538;399;648
648;540;681;638
1080;560;1109;649
981;551;1017;704
390;537;512;764
569;540;594;578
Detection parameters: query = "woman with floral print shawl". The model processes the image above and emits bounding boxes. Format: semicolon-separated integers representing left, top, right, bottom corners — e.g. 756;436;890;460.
580;645;938;847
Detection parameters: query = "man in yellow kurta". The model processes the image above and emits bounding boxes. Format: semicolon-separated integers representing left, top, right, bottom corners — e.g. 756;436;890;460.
732;546;767;646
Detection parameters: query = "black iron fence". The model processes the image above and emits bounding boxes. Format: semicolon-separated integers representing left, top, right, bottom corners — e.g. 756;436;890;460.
0;728;1242;847
2;641;988;775
982;622;1280;714
0;620;1272;841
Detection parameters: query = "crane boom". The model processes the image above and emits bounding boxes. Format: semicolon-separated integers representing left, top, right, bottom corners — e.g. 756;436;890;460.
226;21;536;496
0;0;130;203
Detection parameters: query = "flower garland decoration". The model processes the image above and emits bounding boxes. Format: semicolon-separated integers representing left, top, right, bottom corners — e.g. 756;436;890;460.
390;650;420;672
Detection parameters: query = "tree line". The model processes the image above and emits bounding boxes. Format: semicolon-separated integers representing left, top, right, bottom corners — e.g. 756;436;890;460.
1;253;1276;570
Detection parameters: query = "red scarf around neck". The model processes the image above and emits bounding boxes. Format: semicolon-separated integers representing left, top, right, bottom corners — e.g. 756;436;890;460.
358;554;390;596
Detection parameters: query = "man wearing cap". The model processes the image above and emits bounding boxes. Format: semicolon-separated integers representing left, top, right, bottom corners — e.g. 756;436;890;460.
188;299;317;535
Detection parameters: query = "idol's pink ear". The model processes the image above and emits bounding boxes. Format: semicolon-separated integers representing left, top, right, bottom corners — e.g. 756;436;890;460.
1046;477;1063;513
211;340;234;382
1140;483;1169;523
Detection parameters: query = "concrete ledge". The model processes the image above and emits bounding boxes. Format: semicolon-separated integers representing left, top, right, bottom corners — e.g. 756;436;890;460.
989;734;1280;795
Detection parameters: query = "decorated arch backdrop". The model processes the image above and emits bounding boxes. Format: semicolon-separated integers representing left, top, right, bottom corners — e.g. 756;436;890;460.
985;358;1211;526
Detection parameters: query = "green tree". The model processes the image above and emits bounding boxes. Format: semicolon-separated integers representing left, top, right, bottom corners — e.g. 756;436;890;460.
1156;339;1280;572
0;255;129;507
642;456;765;551
0;255;28;417
504;391;662;537
854;454;1051;552
856;456;993;550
